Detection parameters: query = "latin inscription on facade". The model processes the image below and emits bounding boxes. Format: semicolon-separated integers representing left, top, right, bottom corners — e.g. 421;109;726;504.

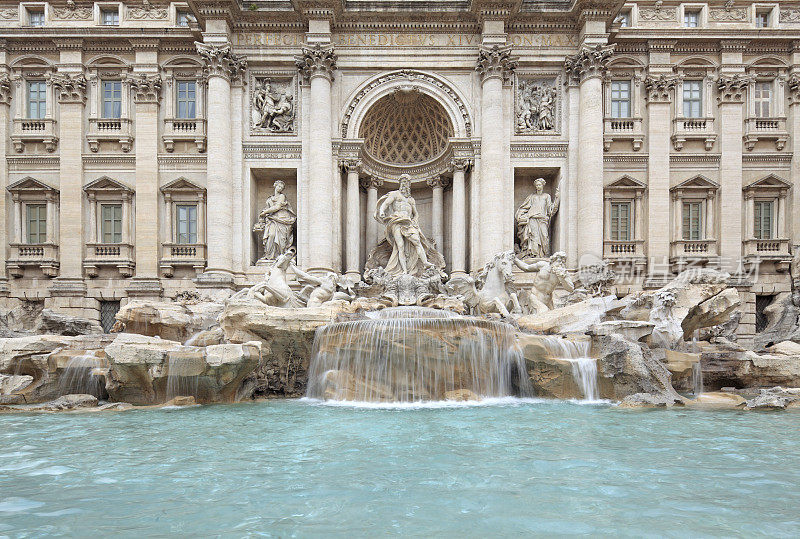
234;33;576;49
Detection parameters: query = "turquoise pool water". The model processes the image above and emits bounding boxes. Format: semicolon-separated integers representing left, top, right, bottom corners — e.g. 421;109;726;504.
1;398;799;537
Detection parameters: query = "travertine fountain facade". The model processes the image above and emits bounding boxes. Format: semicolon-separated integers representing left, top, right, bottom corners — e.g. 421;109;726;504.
1;0;799;341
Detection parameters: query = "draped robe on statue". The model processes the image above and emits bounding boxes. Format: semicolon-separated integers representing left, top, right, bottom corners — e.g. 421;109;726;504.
515;192;558;259
365;192;445;277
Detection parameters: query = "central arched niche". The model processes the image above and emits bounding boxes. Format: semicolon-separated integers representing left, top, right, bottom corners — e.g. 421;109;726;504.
359;88;454;167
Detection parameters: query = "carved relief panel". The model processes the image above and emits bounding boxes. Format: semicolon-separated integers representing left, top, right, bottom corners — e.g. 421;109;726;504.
514;74;561;136
249;72;297;135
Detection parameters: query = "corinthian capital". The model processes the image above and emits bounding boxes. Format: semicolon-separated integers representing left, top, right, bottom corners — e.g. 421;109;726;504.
360;176;383;190
427;176;450;189
644;74;678;103
717;74;752;104
48;72;87;104
564;44;615;84
130;73;162;104
449;157;473;172
476;45;517;84
340;158;362;173
0;73;11;105
295;44;337;82
195;41;247;82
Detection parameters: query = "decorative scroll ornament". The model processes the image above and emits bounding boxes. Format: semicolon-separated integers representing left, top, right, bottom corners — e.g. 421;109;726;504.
781;9;800;23
128;0;168;20
251;78;295;133
709;8;747;21
0;8;18;19
49;73;87;104
53;0;92;20
195;42;247;82
639;1;677;21
475;45;517;84
295;44;337;82
564;44;614;83
130;74;162;103
516;78;558;133
0;73;11;105
717;74;752;103
644;74;678;102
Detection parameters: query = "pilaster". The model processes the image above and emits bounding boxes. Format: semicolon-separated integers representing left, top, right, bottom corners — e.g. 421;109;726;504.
645;74;678;271
788;74;800;248
342;158;362;279
0;71;9;294
362;176;383;258
449;157;471;276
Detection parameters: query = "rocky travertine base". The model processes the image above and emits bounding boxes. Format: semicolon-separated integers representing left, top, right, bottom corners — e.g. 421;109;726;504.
113;300;225;343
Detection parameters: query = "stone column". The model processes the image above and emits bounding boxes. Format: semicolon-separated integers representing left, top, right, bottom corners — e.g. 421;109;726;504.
427;176;447;254
196;42;246;283
717;74;748;273
476;45;516;265
88;193;97;243
12;195;21;244
565;45;614;264
50;71;87;282
342;159;362;280
644;74;678;278
450;158;470;277
0;73;10;292
788;75;800;251
129;72;163;295
296;45;337;273
362;176;382;257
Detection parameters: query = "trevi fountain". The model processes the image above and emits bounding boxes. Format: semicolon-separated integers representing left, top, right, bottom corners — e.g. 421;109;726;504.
2;169;800;535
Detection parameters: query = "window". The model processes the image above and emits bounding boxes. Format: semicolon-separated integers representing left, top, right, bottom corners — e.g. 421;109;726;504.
684;10;700;28
101;204;123;244
176;205;197;244
176;10;192;27
101;8;119;26
101;81;122;119
176;81;196;119
100;300;121;333
615;11;630;27
683;81;703;118
682;201;703;240
755;11;770;28
27;9;45;27
26;204;46;244
610;80;631;118
754;200;774;239
754;81;772;118
27;81;46;119
610;202;631;241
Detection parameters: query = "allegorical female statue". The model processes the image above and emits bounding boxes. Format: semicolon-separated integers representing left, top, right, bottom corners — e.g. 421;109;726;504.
253;180;296;262
515;177;559;259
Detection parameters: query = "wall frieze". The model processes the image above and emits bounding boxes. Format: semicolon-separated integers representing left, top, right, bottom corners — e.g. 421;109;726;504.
780;9;800;23
510;143;568;159
83;155;136;167
7;156;59;171
242;143;303;160
709;8;748;22
603;154;648;167
0;7;18;19
157;155;208;167
742;153;792;166
670;154;721;167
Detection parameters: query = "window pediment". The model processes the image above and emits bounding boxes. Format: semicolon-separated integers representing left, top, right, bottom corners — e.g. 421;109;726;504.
744;174;790;196
160;177;205;195
606;175;646;192
672;175;719;191
7;176;58;195
84;176;133;194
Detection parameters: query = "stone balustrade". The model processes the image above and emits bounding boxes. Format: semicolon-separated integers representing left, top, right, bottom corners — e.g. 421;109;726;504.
11;118;58;152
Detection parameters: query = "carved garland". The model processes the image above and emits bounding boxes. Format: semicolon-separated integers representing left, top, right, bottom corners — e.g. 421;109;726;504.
341;70;473;138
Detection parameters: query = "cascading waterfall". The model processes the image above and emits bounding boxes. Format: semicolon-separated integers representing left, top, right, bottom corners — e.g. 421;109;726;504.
538;336;600;401
691;362;704;396
306;307;531;403
165;353;202;400
58;354;108;398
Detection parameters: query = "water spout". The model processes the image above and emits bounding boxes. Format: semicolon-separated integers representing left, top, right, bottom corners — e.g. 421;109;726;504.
58;354;108;398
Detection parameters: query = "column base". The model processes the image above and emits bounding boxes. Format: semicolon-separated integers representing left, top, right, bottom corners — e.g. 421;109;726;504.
194;271;236;290
49;278;87;297
306;267;336;277
125;278;164;299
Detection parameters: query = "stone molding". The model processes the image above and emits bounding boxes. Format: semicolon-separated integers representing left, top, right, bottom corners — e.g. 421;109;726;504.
476;45;517;84
195;42;247;83
242;143;302;160
130;73;163;104
644;74;678;103
564;44;614;84
510;143;568;159
638;4;676;22
295;44;337;83
52;5;93;20
127;1;169;20
716;74;752;104
0;72;10;105
709;7;747;22
49;73;87;104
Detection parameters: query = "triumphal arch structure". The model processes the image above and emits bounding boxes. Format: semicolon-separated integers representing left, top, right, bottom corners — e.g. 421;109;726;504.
2;0;800;341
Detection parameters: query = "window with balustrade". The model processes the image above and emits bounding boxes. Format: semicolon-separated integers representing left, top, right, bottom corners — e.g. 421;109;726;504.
83;177;134;278
162;59;206;153
682;81;702;118
101;81;122;119
682;201;703;241
742;175;791;265
603;60;644;151
101;204;123;244
744;61;788;151
160;178;207;277
6;177;60;278
610;81;631;119
669;176;719;261
176;81;197;119
603;176;646;263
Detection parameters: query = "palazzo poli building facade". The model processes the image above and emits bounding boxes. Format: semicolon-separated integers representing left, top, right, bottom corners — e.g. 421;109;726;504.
0;0;799;339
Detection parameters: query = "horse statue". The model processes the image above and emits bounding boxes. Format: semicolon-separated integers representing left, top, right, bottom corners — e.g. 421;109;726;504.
446;251;523;317
231;248;302;308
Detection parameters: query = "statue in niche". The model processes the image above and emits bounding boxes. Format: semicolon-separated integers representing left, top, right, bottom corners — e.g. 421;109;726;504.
366;174;445;278
515;177;559;259
514;252;574;314
253;180;296;262
517;81;558;132
252;78;295;132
